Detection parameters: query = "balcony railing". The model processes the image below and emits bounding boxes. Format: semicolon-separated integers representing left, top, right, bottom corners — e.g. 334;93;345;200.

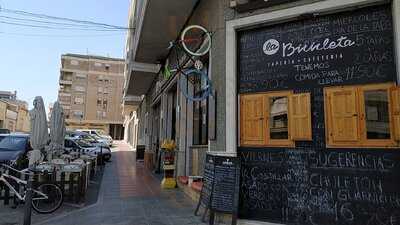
58;92;71;97
59;80;73;85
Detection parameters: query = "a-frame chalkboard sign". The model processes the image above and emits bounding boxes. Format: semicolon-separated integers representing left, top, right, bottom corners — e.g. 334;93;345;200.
195;154;241;225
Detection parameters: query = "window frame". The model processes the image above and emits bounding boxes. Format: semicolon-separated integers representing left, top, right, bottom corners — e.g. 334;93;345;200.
239;90;294;147
266;91;294;147
239;93;267;147
324;83;398;148
324;86;360;146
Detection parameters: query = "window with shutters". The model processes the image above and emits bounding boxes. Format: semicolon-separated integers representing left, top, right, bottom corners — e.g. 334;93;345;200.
391;87;400;141
325;83;398;148
240;91;308;147
267;92;293;147
325;86;360;145
240;94;266;146
290;93;312;140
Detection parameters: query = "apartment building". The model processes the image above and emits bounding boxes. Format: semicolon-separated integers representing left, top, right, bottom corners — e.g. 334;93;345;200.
0;97;29;133
0;91;17;101
58;54;125;139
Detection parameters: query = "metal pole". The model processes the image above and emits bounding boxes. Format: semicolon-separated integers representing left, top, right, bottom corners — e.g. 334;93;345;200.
100;146;103;166
23;173;33;225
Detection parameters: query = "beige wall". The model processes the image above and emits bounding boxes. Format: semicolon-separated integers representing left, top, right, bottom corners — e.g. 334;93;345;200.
0;101;30;132
62;56;124;74
16;108;30;132
5;109;17;132
0;101;6;122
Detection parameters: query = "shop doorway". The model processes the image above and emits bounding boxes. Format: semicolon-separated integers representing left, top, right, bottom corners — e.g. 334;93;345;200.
152;102;162;173
110;124;124;140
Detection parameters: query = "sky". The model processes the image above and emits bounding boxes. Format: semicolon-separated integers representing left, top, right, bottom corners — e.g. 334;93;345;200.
0;0;130;109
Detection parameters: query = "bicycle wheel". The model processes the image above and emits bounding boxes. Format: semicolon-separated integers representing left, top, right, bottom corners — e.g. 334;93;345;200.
180;69;212;101
180;25;211;56
32;183;63;214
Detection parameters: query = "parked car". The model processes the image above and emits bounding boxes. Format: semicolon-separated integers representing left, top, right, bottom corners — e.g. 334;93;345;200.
77;129;113;146
66;131;110;148
64;137;111;161
0;129;10;134
0;134;31;169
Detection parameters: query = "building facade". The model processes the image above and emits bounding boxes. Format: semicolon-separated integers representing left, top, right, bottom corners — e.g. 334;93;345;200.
0;98;30;133
0;91;17;101
58;54;125;139
124;0;400;224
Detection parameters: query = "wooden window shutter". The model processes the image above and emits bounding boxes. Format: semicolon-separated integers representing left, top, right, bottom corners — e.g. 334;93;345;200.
289;93;312;140
391;87;400;141
240;94;266;146
328;87;360;143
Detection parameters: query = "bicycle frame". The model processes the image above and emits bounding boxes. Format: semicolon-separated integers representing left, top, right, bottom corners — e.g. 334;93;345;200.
0;173;27;201
0;168;48;202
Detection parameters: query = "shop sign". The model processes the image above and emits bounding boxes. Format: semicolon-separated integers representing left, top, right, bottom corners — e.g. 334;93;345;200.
238;4;396;93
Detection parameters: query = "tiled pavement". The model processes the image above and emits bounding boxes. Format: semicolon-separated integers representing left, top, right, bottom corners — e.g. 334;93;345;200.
32;141;207;225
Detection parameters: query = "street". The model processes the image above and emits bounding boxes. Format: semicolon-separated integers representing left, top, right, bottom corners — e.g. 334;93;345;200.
0;142;206;225
37;141;206;225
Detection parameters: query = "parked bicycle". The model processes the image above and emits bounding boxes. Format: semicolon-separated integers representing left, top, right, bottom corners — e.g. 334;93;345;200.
0;164;63;214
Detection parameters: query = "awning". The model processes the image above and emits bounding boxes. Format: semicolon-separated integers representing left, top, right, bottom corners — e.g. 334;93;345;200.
124;0;198;98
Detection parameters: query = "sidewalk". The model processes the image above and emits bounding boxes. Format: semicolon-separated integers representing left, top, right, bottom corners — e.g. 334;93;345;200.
34;141;206;225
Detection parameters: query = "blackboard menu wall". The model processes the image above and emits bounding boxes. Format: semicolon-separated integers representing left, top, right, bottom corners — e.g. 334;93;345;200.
239;148;400;224
238;4;396;93
237;4;400;225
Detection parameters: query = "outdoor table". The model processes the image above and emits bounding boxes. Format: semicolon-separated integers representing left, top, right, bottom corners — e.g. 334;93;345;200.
80;155;97;177
72;159;88;190
61;163;86;204
33;163;56;183
60;154;73;163
50;158;68;182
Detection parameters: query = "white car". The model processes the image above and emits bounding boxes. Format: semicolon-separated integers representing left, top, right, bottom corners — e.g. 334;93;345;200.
77;129;113;147
64;137;112;161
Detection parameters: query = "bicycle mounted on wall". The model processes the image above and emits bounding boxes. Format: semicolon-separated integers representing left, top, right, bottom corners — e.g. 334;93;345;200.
164;25;213;102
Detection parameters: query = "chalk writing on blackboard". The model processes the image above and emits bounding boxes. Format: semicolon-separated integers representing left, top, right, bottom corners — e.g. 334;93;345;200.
238;4;395;93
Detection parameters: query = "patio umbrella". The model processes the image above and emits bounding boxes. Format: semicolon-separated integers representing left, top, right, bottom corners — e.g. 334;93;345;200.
28;96;48;165
48;101;65;160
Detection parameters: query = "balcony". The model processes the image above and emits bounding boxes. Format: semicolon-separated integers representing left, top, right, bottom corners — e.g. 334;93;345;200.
123;95;143;107
125;62;160;96
132;0;198;64
58;91;71;97
124;0;197;98
60;104;71;110
59;80;72;85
